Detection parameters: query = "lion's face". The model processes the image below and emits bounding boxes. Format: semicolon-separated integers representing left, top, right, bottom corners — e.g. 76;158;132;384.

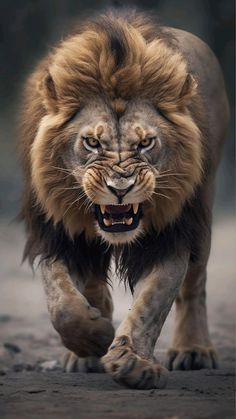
62;99;159;244
31;95;202;244
43;96;199;245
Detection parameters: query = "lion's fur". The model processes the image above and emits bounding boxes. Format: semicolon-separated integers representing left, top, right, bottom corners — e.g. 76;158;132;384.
17;10;230;384
19;9;209;283
39;13;197;116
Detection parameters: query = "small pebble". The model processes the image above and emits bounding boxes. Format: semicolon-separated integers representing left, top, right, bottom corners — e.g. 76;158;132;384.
4;343;21;354
0;315;12;323
0;369;7;376
13;363;33;372
38;360;59;371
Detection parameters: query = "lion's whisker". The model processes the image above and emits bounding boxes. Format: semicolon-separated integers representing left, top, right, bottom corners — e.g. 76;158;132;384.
156;172;186;178
83;198;94;213
57;186;81;191
156;185;181;191
62;197;81;218
151;191;172;200
51;166;73;174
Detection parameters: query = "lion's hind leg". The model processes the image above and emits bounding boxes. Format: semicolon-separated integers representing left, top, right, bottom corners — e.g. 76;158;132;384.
167;264;218;371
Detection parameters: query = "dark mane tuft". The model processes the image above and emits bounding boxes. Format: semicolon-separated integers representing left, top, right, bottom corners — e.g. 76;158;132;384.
115;189;211;292
110;30;127;68
22;201;112;280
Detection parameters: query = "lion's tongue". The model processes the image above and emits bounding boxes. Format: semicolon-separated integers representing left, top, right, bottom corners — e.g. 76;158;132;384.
105;204;131;214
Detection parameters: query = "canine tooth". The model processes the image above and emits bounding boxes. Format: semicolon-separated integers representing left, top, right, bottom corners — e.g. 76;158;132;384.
125;217;133;225
104;218;112;226
133;204;139;214
100;205;106;214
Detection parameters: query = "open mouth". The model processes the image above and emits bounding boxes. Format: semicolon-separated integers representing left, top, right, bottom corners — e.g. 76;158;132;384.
95;203;142;232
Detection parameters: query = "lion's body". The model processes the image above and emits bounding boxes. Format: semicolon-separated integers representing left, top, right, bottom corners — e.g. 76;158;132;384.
19;9;229;388
171;27;228;167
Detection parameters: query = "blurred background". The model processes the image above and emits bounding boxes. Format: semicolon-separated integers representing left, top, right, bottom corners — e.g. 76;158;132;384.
0;0;235;218
0;0;235;380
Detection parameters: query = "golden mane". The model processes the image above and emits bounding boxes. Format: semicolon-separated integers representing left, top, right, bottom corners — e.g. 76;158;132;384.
40;11;197;116
20;10;203;247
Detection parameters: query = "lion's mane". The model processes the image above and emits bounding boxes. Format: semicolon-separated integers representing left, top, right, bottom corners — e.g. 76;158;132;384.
19;9;209;288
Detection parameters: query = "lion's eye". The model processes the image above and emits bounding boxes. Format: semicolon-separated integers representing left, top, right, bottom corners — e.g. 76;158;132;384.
138;137;156;153
82;137;100;152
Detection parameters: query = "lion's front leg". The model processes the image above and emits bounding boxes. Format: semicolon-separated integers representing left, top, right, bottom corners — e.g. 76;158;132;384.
42;260;114;371
102;255;188;389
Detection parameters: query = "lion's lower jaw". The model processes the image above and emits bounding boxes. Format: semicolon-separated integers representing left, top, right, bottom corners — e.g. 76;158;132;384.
95;221;144;245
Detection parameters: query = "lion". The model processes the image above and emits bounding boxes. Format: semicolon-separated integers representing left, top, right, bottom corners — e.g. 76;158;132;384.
19;9;229;389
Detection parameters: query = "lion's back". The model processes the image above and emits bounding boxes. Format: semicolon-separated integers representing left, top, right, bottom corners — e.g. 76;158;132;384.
168;28;229;158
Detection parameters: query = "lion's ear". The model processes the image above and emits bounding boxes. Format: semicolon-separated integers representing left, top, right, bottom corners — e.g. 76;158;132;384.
178;74;198;108
38;71;58;113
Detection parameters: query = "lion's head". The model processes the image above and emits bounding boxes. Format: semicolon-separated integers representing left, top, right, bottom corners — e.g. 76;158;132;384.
29;11;203;246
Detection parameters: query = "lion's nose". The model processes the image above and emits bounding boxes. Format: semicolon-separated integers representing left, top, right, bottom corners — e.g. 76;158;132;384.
105;176;136;198
106;184;133;198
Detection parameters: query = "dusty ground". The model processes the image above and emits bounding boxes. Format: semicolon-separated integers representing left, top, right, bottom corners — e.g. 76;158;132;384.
0;216;235;419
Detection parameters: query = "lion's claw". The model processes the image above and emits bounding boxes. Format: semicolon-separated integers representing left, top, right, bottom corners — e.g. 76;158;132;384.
62;351;105;373
102;335;168;389
167;345;218;370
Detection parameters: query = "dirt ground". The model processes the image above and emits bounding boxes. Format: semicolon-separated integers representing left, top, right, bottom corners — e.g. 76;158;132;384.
0;216;235;419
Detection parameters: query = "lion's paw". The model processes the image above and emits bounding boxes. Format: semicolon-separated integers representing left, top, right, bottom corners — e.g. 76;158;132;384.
62;351;105;373
55;299;115;358
102;335;168;389
167;345;218;370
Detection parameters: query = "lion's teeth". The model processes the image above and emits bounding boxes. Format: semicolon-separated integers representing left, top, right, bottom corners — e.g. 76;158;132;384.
111;221;125;225
100;205;106;214
133;204;139;214
104;218;112;226
125;217;133;225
